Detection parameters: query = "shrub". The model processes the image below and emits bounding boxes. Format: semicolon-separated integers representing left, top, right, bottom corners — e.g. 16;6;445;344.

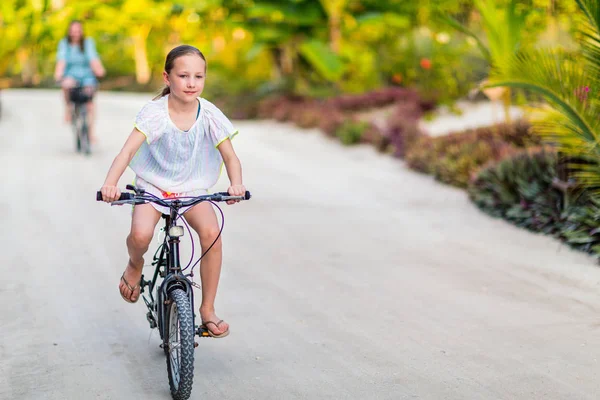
256;95;286;119
335;120;369;145
469;147;560;227
405;119;538;188
319;108;346;137
289;102;323;129
386;102;426;158
326;87;423;111
468;147;600;258
361;122;390;151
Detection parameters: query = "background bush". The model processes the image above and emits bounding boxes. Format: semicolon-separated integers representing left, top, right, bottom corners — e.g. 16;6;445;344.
469;147;600;258
405;120;540;187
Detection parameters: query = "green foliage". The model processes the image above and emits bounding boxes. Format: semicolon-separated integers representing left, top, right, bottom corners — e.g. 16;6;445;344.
469;147;600;258
335;120;368;145
0;0;586;106
298;39;346;81
405;120;539;187
469;147;560;223
486;0;600;194
381;26;489;104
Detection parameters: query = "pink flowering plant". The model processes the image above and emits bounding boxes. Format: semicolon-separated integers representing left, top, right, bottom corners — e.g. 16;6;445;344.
483;0;600;192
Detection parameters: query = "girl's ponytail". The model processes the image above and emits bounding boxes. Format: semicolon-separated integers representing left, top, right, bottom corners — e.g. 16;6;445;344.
153;85;170;100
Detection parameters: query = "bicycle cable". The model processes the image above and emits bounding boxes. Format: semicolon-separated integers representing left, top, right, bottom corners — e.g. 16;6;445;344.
181;200;225;274
133;190;227;276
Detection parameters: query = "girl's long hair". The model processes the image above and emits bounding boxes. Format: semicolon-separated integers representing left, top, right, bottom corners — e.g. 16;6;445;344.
66;20;85;52
154;45;206;100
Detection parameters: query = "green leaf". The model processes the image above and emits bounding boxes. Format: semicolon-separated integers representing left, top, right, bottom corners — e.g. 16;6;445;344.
298;39;345;82
435;13;491;62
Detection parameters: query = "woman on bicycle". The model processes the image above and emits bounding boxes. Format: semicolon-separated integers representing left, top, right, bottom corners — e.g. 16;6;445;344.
54;19;105;143
99;45;245;338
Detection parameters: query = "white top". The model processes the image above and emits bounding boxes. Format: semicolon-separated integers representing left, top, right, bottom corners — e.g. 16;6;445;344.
129;95;238;193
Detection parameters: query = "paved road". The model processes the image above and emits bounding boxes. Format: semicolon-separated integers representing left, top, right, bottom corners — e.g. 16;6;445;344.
2;89;600;400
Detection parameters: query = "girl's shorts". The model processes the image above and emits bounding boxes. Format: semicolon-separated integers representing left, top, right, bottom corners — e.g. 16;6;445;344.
133;176;209;216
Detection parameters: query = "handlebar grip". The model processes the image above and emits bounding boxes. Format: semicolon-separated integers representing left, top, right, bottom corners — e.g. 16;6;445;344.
215;191;252;200
96;191;134;201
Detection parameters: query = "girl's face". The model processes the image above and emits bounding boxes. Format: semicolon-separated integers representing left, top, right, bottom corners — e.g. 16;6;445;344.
164;54;206;103
69;22;83;43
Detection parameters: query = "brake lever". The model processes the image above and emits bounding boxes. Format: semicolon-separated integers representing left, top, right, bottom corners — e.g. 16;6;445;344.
125;184;146;196
110;200;147;206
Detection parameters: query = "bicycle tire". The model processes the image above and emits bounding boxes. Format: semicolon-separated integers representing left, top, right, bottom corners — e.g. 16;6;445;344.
72;107;81;152
164;288;195;400
80;108;91;155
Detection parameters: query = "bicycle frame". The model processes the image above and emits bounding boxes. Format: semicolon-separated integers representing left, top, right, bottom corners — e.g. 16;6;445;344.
69;86;92;154
140;202;195;340
97;186;251;339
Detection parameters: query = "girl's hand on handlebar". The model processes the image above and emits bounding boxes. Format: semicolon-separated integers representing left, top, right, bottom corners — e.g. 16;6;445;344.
101;185;121;203
227;184;246;205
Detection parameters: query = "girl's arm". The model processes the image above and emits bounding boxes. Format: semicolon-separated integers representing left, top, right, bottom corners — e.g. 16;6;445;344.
217;139;245;204
54;60;66;81
55;40;67;81
90;59;106;78
85;38;106;78
100;128;146;202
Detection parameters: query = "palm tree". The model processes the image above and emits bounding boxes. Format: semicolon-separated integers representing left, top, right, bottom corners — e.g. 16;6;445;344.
484;0;600;191
441;0;529;123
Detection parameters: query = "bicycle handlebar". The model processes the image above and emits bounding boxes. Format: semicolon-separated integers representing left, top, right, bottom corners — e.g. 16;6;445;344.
96;188;252;207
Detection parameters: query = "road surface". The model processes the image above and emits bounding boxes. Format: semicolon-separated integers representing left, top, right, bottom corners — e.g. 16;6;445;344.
2;89;600;400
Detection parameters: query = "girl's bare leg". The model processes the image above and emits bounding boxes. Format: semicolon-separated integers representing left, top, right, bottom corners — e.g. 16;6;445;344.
84;86;97;143
119;203;161;302
61;78;76;123
183;202;229;336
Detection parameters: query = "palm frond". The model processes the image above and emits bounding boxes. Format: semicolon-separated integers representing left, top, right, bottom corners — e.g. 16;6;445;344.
486;47;600;189
436;13;491;61
575;1;600;77
487;49;599;142
576;0;600;33
525;106;598;155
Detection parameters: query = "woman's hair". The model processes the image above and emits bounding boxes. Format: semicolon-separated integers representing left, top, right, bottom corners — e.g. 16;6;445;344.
66;20;85;52
154;45;206;100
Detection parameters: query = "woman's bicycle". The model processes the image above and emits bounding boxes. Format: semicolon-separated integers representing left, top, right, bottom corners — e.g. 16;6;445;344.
96;184;251;400
69;86;93;155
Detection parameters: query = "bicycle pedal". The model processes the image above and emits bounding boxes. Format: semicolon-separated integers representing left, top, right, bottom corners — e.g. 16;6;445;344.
191;282;201;290
196;326;211;337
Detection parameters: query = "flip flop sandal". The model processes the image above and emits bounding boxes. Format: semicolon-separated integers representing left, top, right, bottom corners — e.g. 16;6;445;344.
201;320;230;338
119;273;141;303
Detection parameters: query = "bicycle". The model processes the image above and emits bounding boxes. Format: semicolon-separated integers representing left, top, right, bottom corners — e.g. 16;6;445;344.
69;85;93;155
96;184;251;400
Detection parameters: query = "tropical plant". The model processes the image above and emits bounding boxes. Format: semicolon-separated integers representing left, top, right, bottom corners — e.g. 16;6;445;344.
469;146;600;258
405;119;540;187
484;0;600;193
440;0;530;122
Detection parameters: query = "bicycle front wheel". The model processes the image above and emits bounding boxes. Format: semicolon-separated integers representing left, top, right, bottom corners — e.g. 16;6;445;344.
79;109;91;155
164;288;195;400
72;107;81;152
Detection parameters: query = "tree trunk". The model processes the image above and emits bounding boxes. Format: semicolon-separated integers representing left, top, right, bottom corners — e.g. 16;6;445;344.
17;48;34;86
280;43;294;75
132;25;151;84
51;0;65;10
329;13;341;53
502;87;511;124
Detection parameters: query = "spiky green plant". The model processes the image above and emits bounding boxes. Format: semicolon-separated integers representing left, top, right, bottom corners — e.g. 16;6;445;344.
440;0;529;123
485;0;600;193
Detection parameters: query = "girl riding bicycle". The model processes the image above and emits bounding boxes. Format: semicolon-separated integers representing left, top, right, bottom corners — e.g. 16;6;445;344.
54;19;105;144
100;45;245;338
